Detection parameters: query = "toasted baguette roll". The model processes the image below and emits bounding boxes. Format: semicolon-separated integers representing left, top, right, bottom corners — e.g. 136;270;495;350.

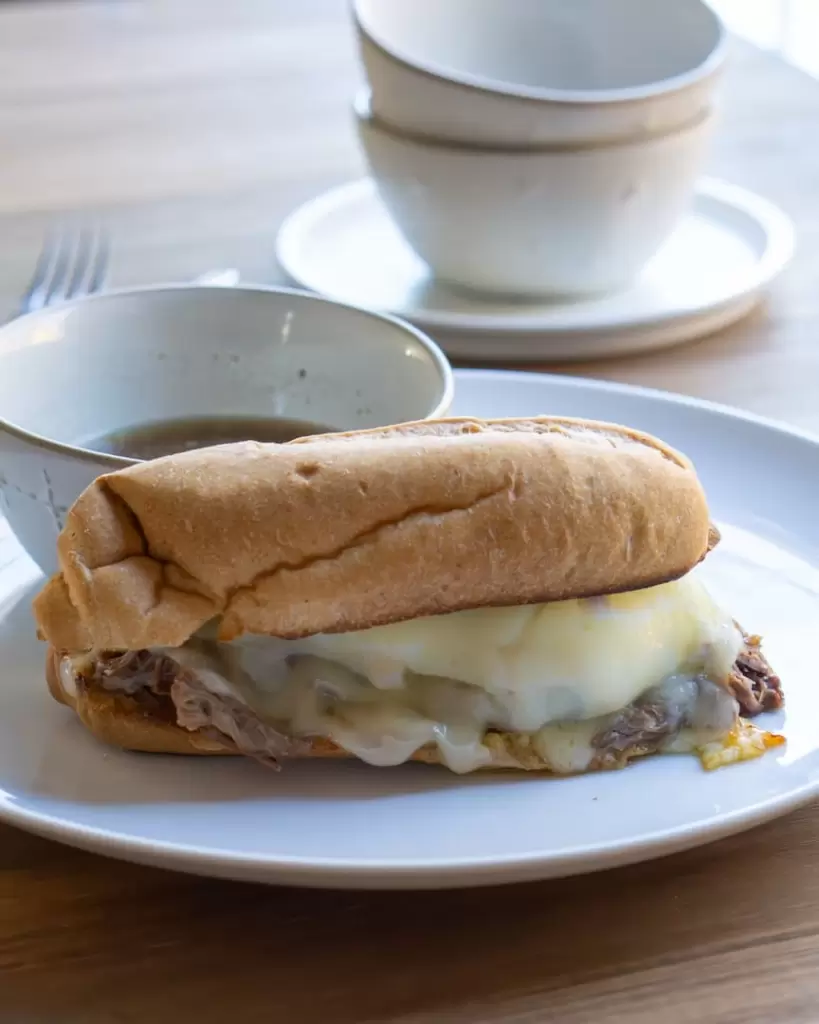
34;416;713;653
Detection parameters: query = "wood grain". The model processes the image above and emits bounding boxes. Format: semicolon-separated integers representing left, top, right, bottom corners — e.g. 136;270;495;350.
1;2;819;1021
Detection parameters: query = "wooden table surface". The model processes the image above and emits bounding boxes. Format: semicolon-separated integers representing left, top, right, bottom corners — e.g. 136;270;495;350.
2;2;819;1021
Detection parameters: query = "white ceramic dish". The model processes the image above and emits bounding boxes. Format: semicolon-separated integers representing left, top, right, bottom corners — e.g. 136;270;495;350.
0;285;452;574
0;368;816;890
276;177;795;361
353;0;725;146
354;94;713;297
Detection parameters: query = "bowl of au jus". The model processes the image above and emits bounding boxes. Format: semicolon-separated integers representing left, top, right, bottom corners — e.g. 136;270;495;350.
0;284;453;573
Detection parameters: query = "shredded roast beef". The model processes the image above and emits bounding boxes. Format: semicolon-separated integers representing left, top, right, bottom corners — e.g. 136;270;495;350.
729;635;784;716
94;650;179;696
592;645;783;765
84;636;783;770
170;674;305;766
592;694;687;768
592;677;728;767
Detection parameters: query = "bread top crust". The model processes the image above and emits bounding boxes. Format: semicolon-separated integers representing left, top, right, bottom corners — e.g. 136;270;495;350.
33;416;712;652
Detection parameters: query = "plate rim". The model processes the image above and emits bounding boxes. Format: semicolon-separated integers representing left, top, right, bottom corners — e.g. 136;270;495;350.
1;769;815;889
1;367;817;888
275;177;795;335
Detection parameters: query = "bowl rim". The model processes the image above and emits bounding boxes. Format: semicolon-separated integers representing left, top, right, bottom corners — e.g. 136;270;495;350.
354;88;714;154
0;282;455;468
352;0;727;107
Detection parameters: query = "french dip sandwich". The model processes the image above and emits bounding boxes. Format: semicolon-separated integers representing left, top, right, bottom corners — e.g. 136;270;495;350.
34;417;783;775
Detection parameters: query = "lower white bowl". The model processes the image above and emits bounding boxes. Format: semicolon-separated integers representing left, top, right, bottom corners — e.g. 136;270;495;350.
0;285;453;573
354;94;714;298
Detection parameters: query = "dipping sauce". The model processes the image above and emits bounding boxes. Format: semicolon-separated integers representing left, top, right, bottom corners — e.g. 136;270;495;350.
83;415;335;460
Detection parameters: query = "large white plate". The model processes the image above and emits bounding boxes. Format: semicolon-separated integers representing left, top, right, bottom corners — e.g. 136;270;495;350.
0;370;817;889
275;178;794;362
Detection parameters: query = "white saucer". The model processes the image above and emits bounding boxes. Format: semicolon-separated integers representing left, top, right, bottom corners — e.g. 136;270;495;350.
276;178;794;362
0;369;817;889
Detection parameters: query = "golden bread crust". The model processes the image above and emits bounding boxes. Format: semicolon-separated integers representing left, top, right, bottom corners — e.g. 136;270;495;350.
33;416;712;652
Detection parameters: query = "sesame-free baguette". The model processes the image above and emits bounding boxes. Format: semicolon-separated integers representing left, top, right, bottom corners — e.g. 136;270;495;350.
33;416;713;652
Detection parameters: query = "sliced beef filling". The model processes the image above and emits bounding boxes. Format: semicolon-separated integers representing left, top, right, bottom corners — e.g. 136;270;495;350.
82;638;782;768
593;692;687;769
94;649;178;696
87;650;181;724
593;677;735;768
82;652;303;764
729;634;784;715
593;641;783;766
171;674;305;765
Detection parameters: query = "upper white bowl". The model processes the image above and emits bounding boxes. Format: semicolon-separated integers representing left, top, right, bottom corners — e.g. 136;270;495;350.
0;285;453;573
353;0;726;146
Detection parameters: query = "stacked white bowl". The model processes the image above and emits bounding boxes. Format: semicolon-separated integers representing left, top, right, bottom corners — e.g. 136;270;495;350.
351;0;726;298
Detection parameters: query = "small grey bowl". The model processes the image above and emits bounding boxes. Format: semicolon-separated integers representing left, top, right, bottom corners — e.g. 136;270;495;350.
0;284;453;574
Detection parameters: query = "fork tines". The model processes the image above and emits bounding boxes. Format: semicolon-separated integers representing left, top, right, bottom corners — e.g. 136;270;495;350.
22;223;109;314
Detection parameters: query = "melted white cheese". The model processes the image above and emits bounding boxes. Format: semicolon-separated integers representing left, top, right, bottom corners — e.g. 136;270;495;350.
274;573;742;730
161;574;744;773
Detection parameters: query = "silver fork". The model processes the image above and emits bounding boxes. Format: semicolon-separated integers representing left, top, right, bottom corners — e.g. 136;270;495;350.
19;223;109;315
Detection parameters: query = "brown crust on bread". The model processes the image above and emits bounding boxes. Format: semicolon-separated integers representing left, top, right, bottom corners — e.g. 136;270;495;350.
45;645;65;705
33;416;713;652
